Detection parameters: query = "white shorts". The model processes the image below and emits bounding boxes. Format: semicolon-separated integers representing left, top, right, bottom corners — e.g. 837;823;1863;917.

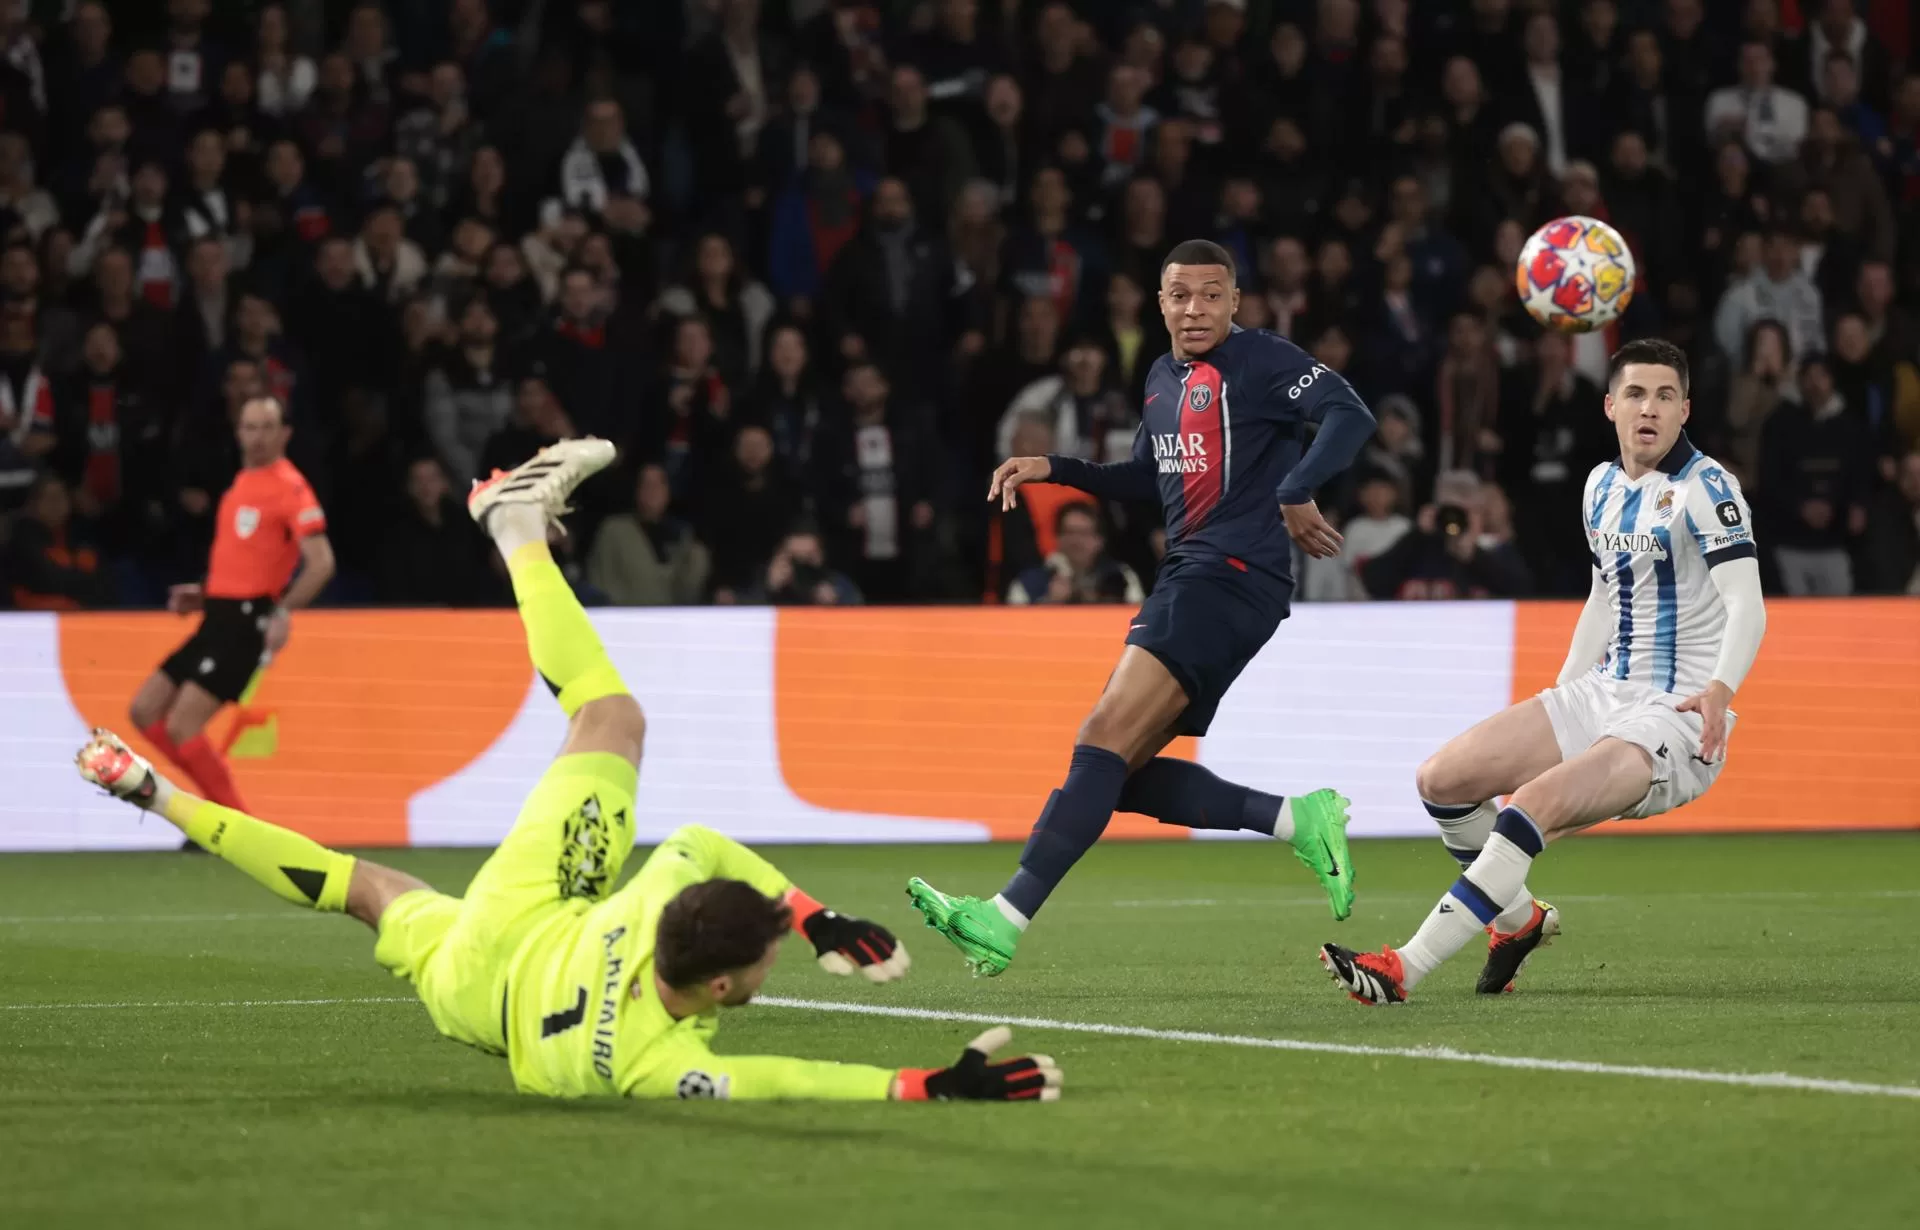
1537;672;1736;820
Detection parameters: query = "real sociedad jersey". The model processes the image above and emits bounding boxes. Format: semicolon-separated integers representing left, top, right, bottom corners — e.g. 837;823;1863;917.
1582;433;1757;696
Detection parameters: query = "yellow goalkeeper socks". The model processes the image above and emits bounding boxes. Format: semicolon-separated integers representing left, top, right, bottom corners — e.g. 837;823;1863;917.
505;540;628;717
166;795;355;912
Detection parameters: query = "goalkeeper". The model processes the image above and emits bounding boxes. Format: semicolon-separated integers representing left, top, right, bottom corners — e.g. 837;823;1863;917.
76;439;1060;1105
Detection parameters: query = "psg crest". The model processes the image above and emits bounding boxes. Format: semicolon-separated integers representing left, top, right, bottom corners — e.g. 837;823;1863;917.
1188;385;1212;412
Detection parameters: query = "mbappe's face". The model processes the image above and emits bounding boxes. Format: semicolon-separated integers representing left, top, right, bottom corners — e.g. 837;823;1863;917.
1159;263;1238;358
1605;362;1689;469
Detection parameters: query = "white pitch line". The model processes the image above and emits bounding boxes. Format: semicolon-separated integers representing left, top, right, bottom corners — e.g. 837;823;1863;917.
7;991;1919;1101
753;997;1920;1102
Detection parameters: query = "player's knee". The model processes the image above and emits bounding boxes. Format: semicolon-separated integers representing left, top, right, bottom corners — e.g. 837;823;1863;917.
1415;752;1464;806
570;693;646;756
128;697;157;730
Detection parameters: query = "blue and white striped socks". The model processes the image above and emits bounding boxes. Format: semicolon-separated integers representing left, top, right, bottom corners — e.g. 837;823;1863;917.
1399;806;1547;989
1423;798;1540;935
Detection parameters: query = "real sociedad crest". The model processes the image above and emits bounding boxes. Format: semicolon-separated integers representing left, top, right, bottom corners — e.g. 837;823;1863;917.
1188;385;1212;412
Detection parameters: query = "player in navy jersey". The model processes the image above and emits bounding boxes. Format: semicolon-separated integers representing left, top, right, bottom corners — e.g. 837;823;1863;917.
908;240;1380;976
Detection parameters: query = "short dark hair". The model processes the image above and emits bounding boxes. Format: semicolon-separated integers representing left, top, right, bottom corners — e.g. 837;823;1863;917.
655;879;792;989
1160;238;1237;285
1607;338;1690;393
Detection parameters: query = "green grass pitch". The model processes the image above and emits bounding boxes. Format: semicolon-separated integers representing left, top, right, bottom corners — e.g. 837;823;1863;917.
4;834;1918;1228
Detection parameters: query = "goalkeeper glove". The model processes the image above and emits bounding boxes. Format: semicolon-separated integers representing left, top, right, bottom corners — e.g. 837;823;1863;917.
786;888;911;982
897;1027;1062;1102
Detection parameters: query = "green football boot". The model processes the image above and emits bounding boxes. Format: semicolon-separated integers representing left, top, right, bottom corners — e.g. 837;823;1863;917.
905;877;1021;976
1288;788;1356;921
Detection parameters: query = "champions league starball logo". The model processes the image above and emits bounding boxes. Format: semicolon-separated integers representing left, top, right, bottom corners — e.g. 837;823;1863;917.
1187;385;1212;412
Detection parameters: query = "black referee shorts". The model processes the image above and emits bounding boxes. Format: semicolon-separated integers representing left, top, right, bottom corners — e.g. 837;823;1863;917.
159;596;274;703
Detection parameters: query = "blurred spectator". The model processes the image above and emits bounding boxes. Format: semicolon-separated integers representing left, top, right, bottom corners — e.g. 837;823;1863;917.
587;462;711;606
0;132;57;241
1799;0;1892;113
377;456;494;607
682;0;782;209
767;130;869;304
1758;354;1872;595
291;237;393;426
701;423;797;599
743;526;861;606
1722;318;1794;484
49;2;117;156
1007;501;1141;605
1496;331;1609;595
1362;473;1531;600
1337;474;1413;600
641;313;732;497
1434;311;1501;478
395;63;486;214
295;53;390;190
0;301;53;506
996;333;1131;463
171;235;233;399
178;128;244;257
424;297;513;487
87;245;167;396
7;472;111;609
657;232;776;381
812;361;940;603
1866;451;1920;594
746;321;824;469
556;98;648;219
252;3;315;119
1716;230;1823;361
1705;41;1808;165
55;321;164;559
1779;110;1896;268
353;202;427;302
479;372;574;478
820;175;957;400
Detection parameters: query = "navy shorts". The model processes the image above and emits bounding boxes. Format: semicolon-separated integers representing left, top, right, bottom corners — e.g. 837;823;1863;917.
1124;556;1291;737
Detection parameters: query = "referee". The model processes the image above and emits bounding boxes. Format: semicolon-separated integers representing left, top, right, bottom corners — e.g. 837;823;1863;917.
129;395;333;826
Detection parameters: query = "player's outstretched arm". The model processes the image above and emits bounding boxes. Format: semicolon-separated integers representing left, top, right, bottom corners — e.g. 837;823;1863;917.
994;422;1158;509
644;825;909;982
629;1028;1062;1102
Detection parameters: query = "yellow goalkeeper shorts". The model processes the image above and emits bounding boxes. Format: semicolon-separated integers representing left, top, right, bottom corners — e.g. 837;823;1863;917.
373;751;639;1055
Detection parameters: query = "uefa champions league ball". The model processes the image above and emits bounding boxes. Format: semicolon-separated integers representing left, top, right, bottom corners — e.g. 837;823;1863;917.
1514;215;1637;333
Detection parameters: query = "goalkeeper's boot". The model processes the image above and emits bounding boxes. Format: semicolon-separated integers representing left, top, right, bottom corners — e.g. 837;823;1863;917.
1287;788;1355;921
75;729;163;810
1320;943;1407;1005
468;437;617;535
1476;899;1561;995
905;878;1020;977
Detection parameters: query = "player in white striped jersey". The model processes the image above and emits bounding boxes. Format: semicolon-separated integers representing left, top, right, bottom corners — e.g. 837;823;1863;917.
1321;339;1769;1005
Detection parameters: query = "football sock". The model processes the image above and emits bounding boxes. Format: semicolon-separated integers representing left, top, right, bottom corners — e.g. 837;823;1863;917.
1398;806;1545;989
1000;745;1130;920
1424;797;1536;932
164;792;355;912
139;720;184;771
495;510;626;717
174;733;250;812
1119;757;1288;837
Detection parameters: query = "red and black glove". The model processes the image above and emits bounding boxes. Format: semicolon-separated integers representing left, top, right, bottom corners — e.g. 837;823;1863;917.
897;1027;1063;1102
786;888;911;982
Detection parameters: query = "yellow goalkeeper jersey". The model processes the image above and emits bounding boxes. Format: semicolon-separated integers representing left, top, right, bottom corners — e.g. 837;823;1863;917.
502;824;896;1101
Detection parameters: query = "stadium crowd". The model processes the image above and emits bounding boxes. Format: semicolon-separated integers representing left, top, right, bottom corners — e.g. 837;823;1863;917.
1;0;1918;614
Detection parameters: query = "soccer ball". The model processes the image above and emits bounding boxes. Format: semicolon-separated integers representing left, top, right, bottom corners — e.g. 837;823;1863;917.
1514;215;1637;333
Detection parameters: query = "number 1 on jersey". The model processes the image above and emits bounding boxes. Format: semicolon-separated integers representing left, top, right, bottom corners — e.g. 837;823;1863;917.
541;987;588;1037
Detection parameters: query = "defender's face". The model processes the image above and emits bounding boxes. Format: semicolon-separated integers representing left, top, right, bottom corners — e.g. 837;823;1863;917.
1605;362;1689;467
1159;263;1237;358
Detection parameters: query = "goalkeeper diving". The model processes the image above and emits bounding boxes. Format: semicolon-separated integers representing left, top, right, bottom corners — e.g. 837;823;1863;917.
77;439;1061;1104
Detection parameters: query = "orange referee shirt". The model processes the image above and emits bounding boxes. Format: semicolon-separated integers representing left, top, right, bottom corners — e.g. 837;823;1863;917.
204;459;326;600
